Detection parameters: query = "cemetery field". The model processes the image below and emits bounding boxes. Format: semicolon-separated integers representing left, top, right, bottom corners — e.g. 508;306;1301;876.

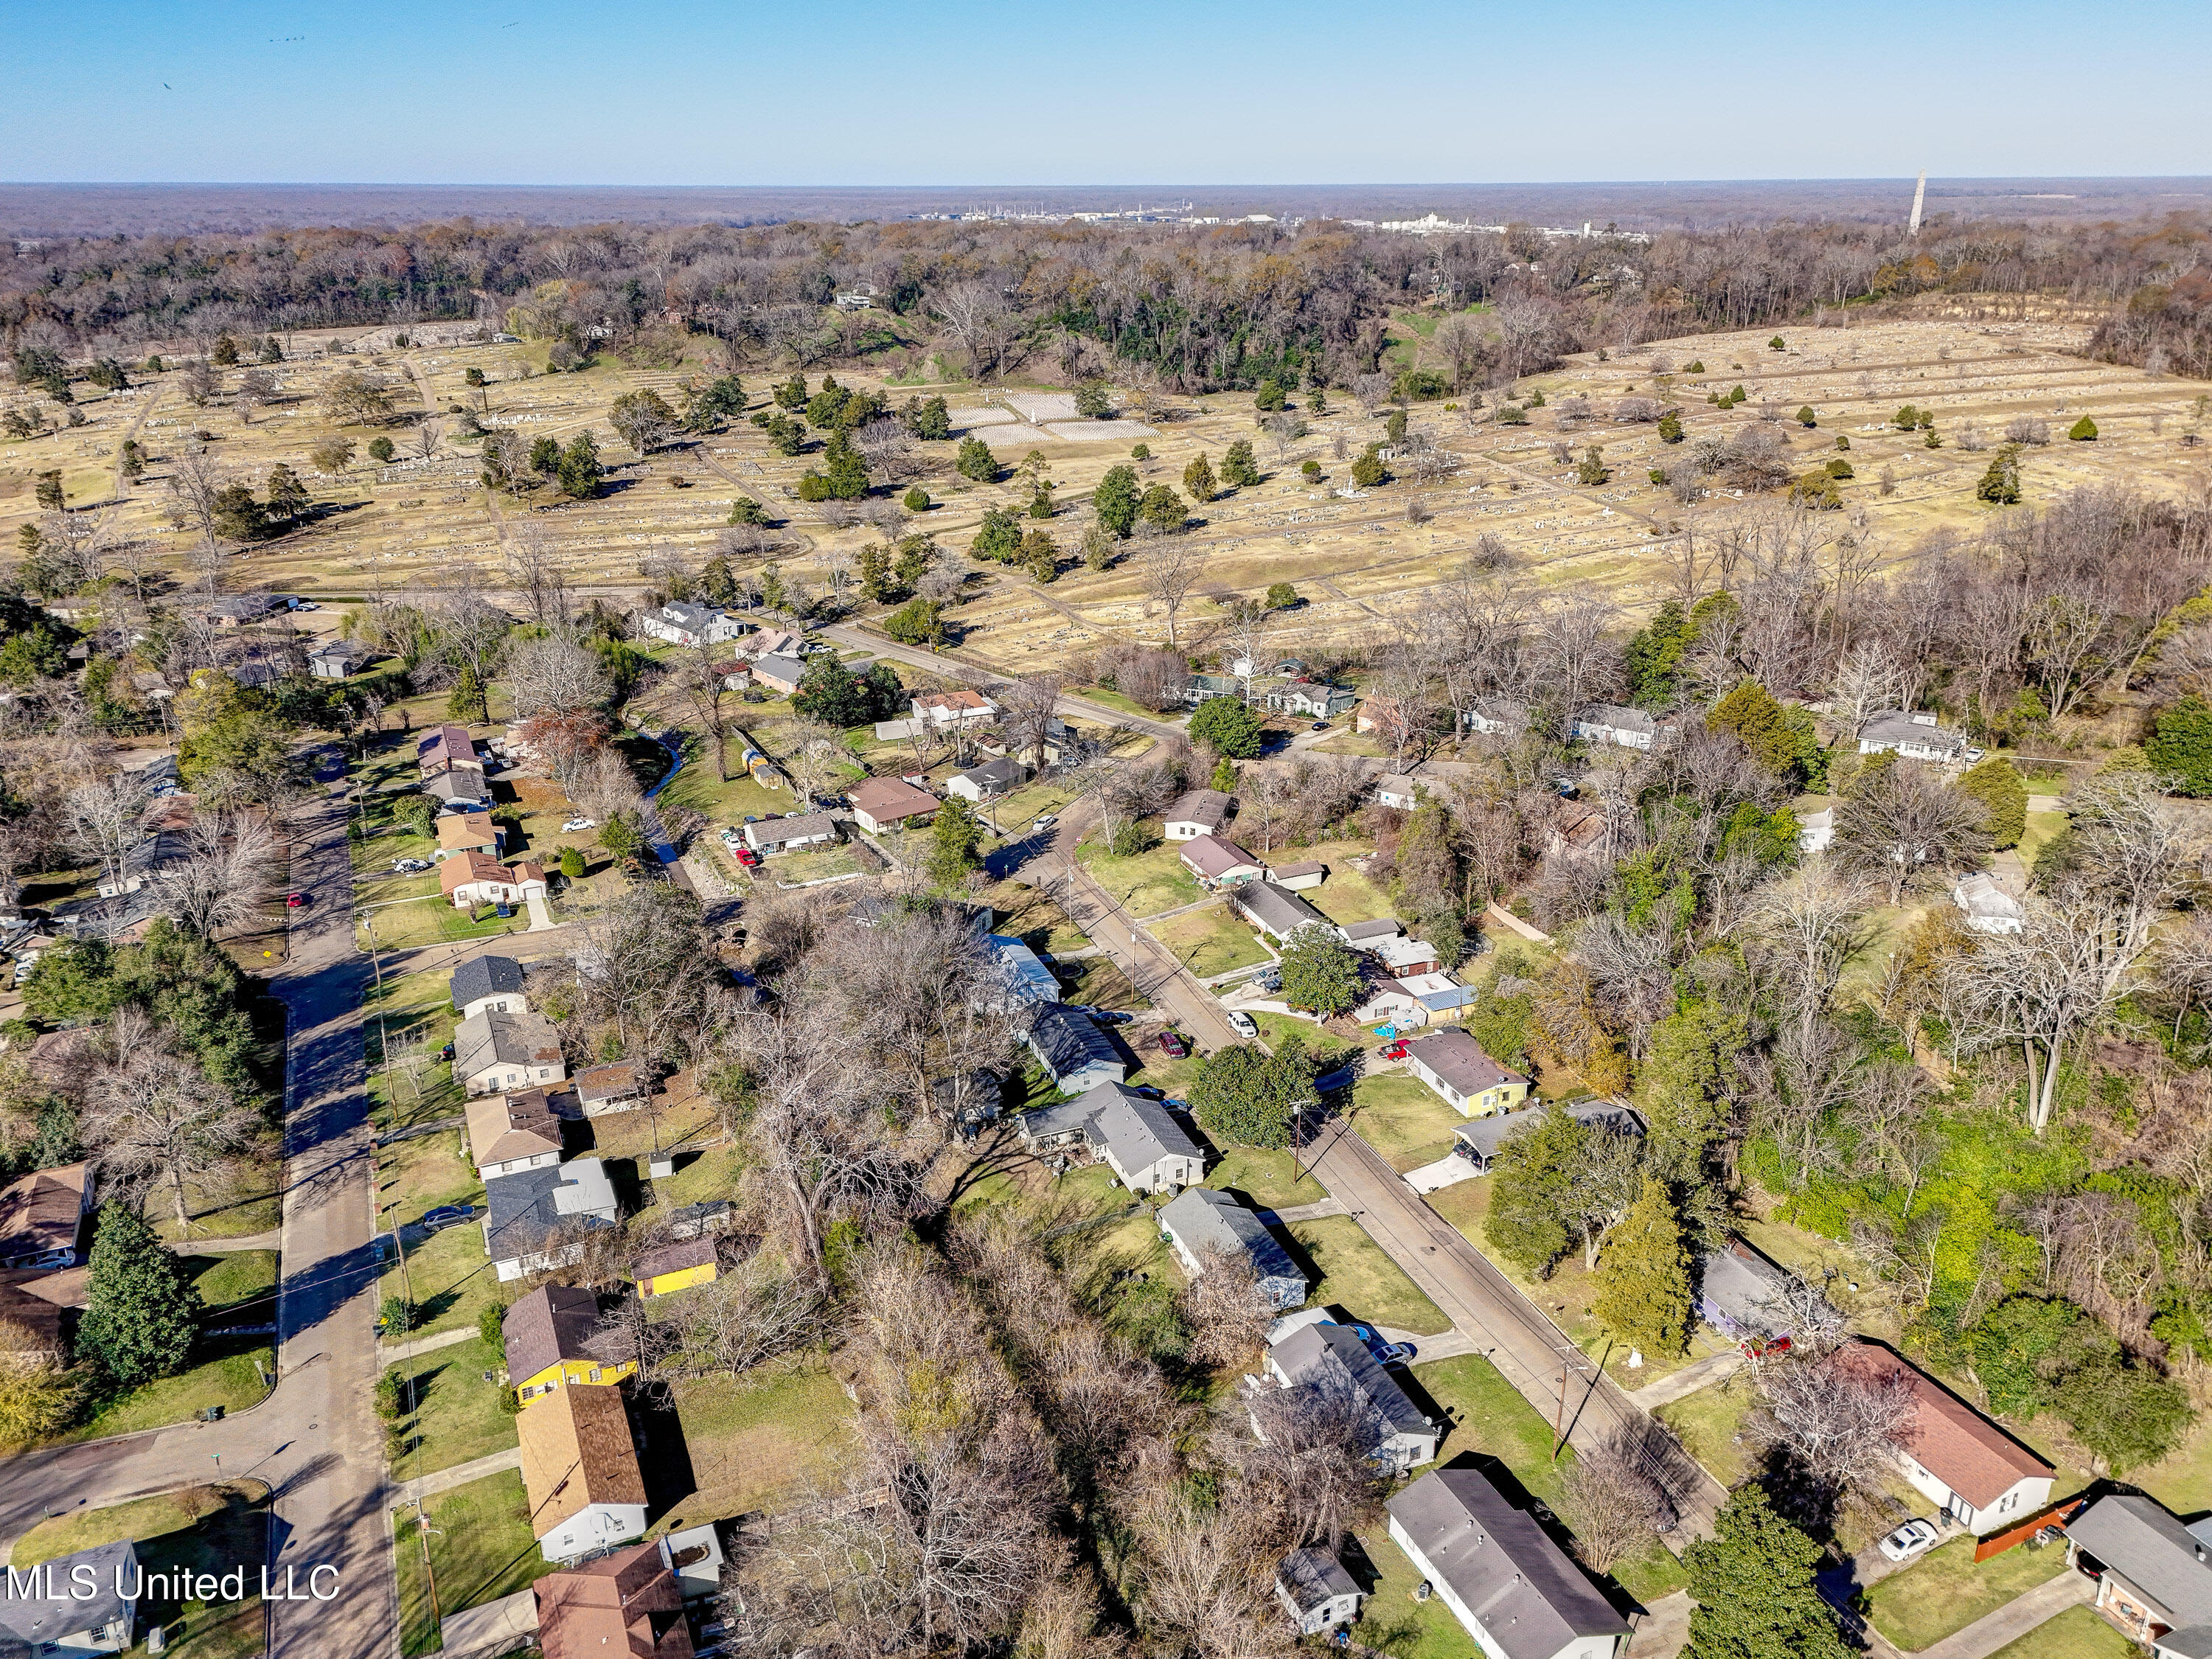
7;307;2208;695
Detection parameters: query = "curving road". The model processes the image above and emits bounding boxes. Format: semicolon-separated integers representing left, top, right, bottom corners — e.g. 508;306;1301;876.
0;749;394;1656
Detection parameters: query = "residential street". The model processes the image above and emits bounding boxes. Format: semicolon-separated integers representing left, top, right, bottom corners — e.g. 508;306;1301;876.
0;751;395;1659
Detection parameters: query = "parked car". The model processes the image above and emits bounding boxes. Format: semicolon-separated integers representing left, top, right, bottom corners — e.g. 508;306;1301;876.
1741;1334;1793;1360
1252;967;1282;991
1380;1039;1411;1061
1133;1085;1167;1100
1878;1520;1940;1563
392;858;432;874
1311;720;1329;732
286;892;310;908
1225;1011;1259;1039
420;1204;475;1233
495;902;512;918
1032;814;1058;832
1376;1341;1417;1364
1156;1031;1189;1059
563;817;596;831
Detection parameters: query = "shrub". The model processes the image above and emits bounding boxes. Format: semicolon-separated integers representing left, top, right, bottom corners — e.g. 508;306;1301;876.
367;437;394;462
1834;434;1850;451
1495;403;1529;425
1254;380;1287;412
1300;459;1321;479
1893;406;1921;430
2146;695;2212;796
1787;471;1843;509
1824;458;1854;479
1575;446;1610;485
1657;411;1683;443
1265;582;1298;609
1393;368;1450;401
1770;336;1787;350
1649;469;1668;484
380;1295;417;1336
1685;360;1705;373
2070;415;2099;441
1795;405;1816;427
1923;427;1944;448
903;486;931;512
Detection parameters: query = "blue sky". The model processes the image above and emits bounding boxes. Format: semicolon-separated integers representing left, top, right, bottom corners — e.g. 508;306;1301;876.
1;0;2204;184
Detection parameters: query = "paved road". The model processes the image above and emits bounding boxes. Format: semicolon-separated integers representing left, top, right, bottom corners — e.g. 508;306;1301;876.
0;751;394;1657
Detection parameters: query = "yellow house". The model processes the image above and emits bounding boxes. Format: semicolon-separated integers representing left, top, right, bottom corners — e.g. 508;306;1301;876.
501;1284;637;1402
635;1237;718;1299
1401;1029;1531;1119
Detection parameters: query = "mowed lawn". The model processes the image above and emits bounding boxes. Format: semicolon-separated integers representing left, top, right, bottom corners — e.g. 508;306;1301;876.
1205;1146;1326;1209
660;1363;860;1526
1078;838;1203;915
1868;1537;2070;1652
1346;1071;1464;1171
394;1469;559;1658
388;1333;519;1478
1286;1215;1449;1335
1147;905;1270;978
1983;1606;2135;1659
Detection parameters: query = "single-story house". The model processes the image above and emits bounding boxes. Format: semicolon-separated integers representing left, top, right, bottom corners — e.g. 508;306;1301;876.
1859;709;1979;764
1797;805;1834;853
452;953;529;1021
1340;917;1402;948
423;768;487;809
2066;1495;2212;1657
1018;1079;1206;1194
441;851;547;911
1387;1467;1630;1659
1404;1029;1530;1118
744;813;839;855
1829;1340;2055;1531
1463;696;1529;737
1268;860;1325;891
417;723;482;775
947;757;1026;802
1266;679;1357;719
849;776;940;833
1954;873;2026;936
484;1158;621;1282
745;627;804;660
710;660;752;691
574;1064;648;1117
466;1088;566;1178
1180;672;1240;707
1022;1003;1127;1095
208;593;283;627
973;716;1068;769
1262;1321;1437;1474
1163;788;1233;841
307;639;379;679
535;1538;696;1659
1573;703;1672;751
95;828;190;897
634;1237;718;1300
984;933;1061;1009
455;1007;568;1097
1373;936;1441;977
435;810;504;861
1455;1099;1644;1175
639;601;749;648
1180;832;1267;890
518;1379;649;1562
1355;695;1425;738
1352;970;1473;1031
1158;1188;1307;1310
1697;1234;1800;1343
749;653;808;696
503;1283;639;1402
0;1539;139;1655
1231;882;1331;945
0;1162;91;1269
1374;773;1420;810
1275;1546;1363;1637
911;688;998;727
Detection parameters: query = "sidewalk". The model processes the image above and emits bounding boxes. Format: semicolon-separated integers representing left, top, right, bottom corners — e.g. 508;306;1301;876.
378;1325;479;1368
387;1446;521;1509
1916;1571;2093;1659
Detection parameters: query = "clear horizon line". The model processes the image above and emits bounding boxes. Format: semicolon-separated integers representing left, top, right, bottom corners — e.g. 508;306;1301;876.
5;174;2212;189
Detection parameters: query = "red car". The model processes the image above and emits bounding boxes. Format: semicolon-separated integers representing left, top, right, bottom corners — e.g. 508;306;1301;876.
285;892;310;909
1380;1039;1411;1060
1155;1031;1188;1059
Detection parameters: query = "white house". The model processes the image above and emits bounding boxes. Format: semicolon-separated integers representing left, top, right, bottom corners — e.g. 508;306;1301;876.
0;1539;138;1654
451;953;529;1022
911;688;998;728
1796;804;1834;852
745;813;839;854
639;602;749;648
1163;788;1233;841
484;1158;619;1281
1018;1079;1203;1194
947;757;1026;802
1858;709;1980;764
1953;872;2026;935
1387;1468;1630;1659
1179;832;1266;889
1262;1323;1437;1474
518;1382;649;1562
1274;1547;1364;1637
1158;1188;1307;1310
454;1008;568;1098
1832;1341;2054;1531
466;1089;565;1179
1374;773;1419;810
441;853;548;911
1462;696;1529;737
1573;703;1670;751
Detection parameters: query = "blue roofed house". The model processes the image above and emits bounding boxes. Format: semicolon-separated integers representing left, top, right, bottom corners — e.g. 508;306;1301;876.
1023;1004;1125;1094
1158;1187;1308;1310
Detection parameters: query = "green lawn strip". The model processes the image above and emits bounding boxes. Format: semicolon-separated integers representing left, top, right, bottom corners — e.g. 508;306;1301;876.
1655;1377;1759;1487
366;970;463;1132
358;896;528;952
659;1363;860;1528
1981;1604;2135;1659
189;1250;279;1320
1060;956;1146;1012
378;1122;484;1222
390;1334;519;1477
1346;1072;1464;1172
152;1166;285;1242
1868;1536;2068;1652
762;846;862;886
1205;1147;1326;1209
1147;906;1270;978
394;1470;559;1659
64;1346;274;1444
1077;838;1204;914
382;1222;504;1340
13;1481;269;1659
2138;1413;2212;1516
1286;1215;1450;1335
1286;847;1397;926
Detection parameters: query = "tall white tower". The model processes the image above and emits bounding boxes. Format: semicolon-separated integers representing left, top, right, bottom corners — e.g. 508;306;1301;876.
1909;171;1927;235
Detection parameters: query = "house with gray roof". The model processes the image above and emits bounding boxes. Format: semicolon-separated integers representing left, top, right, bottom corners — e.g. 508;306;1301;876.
1387;1467;1630;1659
455;1007;568;1098
1022;1004;1126;1094
1340;916;1402;947
1018;1080;1205;1194
307;639;379;679
1158;1188;1307;1310
1404;1028;1530;1118
1229;881;1329;944
483;1158;619;1281
947;756;1027;803
451;953;529;1021
1573;703;1672;752
2067;1495;2212;1657
0;1538;138;1653
639;601;749;648
1275;1545;1363;1635
1262;1321;1437;1474
745;813;839;854
1452;1098;1644;1173
983;934;1060;1009
1857;709;1978;764
1163;788;1232;841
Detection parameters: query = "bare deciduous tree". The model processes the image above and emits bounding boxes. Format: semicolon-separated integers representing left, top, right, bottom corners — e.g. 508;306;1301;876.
82;1008;263;1234
147;810;278;938
1136;537;1206;649
1557;1428;1677;1572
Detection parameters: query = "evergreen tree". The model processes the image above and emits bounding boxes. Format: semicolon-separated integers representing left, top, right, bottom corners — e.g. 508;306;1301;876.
927;795;984;885
1189;695;1263;758
883;597;945;647
726;495;768;526
904;487;931;512
265;462;309;519
1265;582;1298;610
1975;445;2023;504
1350;445;1388;488
1624;600;1694;707
557;431;603;499
1183;453;1217;504
1576;445;1610;484
1482;1104;1582;1276
1683;1488;1851;1659
1278;926;1362;1018
1254;380;1287;412
1593;1175;1691;1357
1211;756;1238;793
971;507;1023;563
1075;380;1113;418
1138;484;1186;534
892;533;934;594
212;334;239;366
558;846;585;879
2069;415;2098;441
78;1206;204;1388
1657;410;1683;443
902;395;951;439
2147;696;2212;796
1706;678;1801;777
1022;529;1059;584
791;657;872;727
1633;999;1743;1172
34;473;63;512
1958;756;2028;849
773;372;808;411
1221;439;1261;487
857;543;892;602
956;436;998;481
1093;465;1141;538
448;666;487;723
1191;1034;1314;1150
821;430;869;499
527;435;560;476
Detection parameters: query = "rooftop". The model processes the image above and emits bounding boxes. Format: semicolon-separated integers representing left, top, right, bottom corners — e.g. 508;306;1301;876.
501;1283;630;1384
465;1089;564;1167
484;1158;619;1263
1232;881;1329;938
1179;832;1262;880
1024;1004;1123;1082
0;1162;88;1254
1159;1187;1301;1284
455;1007;566;1077
2067;1496;2212;1629
518;1380;647;1537
452;953;526;1009
1405;1029;1528;1099
1164;787;1231;830
849;776;939;821
1830;1340;2053;1508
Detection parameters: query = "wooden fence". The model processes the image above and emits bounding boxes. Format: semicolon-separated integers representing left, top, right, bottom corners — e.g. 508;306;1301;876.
1973;1495;2089;1563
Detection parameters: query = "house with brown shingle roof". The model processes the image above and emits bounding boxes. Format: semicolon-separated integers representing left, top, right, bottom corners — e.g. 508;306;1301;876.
1178;832;1265;889
465;1088;566;1178
435;810;503;861
441;851;548;910
0;1164;91;1269
453;1008;568;1098
417;723;484;777
535;1540;695;1659
518;1380;649;1562
1829;1340;2054;1531
502;1284;638;1402
849;776;939;833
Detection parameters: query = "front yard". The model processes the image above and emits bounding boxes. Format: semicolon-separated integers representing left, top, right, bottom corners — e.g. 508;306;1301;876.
394;1469;558;1658
1077;838;1204;916
657;1361;860;1529
1344;1071;1464;1171
1146;905;1271;978
1286;1215;1449;1335
1867;1537;2070;1652
387;1332;518;1478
